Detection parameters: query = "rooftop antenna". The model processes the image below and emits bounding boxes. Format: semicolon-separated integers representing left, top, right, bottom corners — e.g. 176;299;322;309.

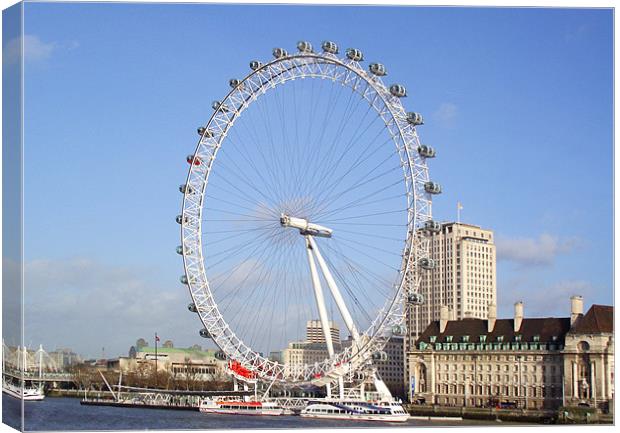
457;201;463;224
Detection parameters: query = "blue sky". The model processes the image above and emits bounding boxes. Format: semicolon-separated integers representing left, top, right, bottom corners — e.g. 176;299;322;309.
12;3;613;358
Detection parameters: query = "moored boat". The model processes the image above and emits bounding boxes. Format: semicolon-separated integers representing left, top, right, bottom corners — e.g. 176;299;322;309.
2;379;45;401
199;398;284;416
300;399;409;422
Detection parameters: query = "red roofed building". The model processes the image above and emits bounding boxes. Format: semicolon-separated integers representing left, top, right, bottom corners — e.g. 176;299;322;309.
562;297;614;411
407;295;613;412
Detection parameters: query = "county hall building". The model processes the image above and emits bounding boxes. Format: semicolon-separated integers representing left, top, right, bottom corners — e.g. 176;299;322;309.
407;296;613;411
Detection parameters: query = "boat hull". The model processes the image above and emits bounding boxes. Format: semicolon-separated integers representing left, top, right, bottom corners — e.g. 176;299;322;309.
3;386;45;401
200;407;283;416
300;413;409;422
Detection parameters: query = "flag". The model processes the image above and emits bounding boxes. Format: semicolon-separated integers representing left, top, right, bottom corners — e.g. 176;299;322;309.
155;334;160;342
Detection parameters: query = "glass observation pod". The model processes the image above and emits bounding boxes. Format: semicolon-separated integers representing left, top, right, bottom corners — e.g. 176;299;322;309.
215;351;226;360
212;100;230;112
346;48;364;61
180;275;189;285
297;40;313;53
424;181;442;194
424;220;441;233
199;328;212;339
188;303;198;313
229;78;243;89
177;245;192;255
392;325;407;336
179;184;194;194
197;126;214;137
249;60;262;71
406;112;424;126
408;293;425;305
389;84;407;97
419;257;435;270
372;351;388;361
272;47;288;58
369;63;387;76
186;155;201;166
418;144;436;158
322;40;339;54
176;214;189;224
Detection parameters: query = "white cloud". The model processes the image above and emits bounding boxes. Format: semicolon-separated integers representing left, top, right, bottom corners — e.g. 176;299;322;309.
433;102;458;128
496;233;579;266
3;34;56;65
23;258;197;358
565;23;589;42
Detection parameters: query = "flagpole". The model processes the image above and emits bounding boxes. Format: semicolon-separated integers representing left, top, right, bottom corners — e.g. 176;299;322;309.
457;202;461;224
155;332;158;388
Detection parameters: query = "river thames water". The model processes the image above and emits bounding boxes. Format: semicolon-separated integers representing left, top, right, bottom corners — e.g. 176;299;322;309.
2;395;506;431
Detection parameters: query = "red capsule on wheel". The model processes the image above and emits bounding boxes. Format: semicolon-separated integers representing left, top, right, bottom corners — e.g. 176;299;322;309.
186;154;201;166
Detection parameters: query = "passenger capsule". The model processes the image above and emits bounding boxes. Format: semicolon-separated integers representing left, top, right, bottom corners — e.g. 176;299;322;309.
180;275;189;285
229;78;242;89
417;144;436;158
424;181;442;195
188;303;198;313
392;325;407;336
389;84;407;98
176;245;192;255
215;350;226;360
297;41;313;53
272;47;288;59
369;63;387;76
408;293;425;305
321;40;339;54
419;257;435;270
176;214;189;225
424;220;441;233
212;101;230;112
186;155;201;166
199;328;212;339
406;112;424;126
249;60;262;71
346;48;363;61
179;184;194;194
372;351;388;361
197;127;214;138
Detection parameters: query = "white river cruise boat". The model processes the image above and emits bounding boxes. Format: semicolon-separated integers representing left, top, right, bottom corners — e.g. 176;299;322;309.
300;399;409;422
199;398;284;416
2;379;45;401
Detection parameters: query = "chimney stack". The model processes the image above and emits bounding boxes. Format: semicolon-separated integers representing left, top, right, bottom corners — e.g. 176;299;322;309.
488;302;497;333
514;301;524;332
570;295;584;326
440;305;450;333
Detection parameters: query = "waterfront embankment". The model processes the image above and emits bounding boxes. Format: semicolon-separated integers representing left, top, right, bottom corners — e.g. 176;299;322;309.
404;404;613;424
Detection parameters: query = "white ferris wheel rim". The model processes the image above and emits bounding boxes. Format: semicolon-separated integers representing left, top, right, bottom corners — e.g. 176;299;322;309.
180;46;433;384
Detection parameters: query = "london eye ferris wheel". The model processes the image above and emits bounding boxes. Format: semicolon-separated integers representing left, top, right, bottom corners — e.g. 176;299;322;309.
177;40;440;395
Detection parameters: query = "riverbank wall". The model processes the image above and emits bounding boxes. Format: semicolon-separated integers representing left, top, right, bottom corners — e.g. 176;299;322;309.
404;404;613;424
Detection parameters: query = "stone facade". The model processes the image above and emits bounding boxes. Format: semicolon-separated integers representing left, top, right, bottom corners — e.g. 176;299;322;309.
562;299;614;411
408;298;613;412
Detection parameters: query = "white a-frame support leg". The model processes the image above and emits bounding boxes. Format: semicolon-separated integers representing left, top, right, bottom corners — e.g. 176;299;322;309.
307;236;361;342
305;236;336;398
307;236;359;400
305;235;348;400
